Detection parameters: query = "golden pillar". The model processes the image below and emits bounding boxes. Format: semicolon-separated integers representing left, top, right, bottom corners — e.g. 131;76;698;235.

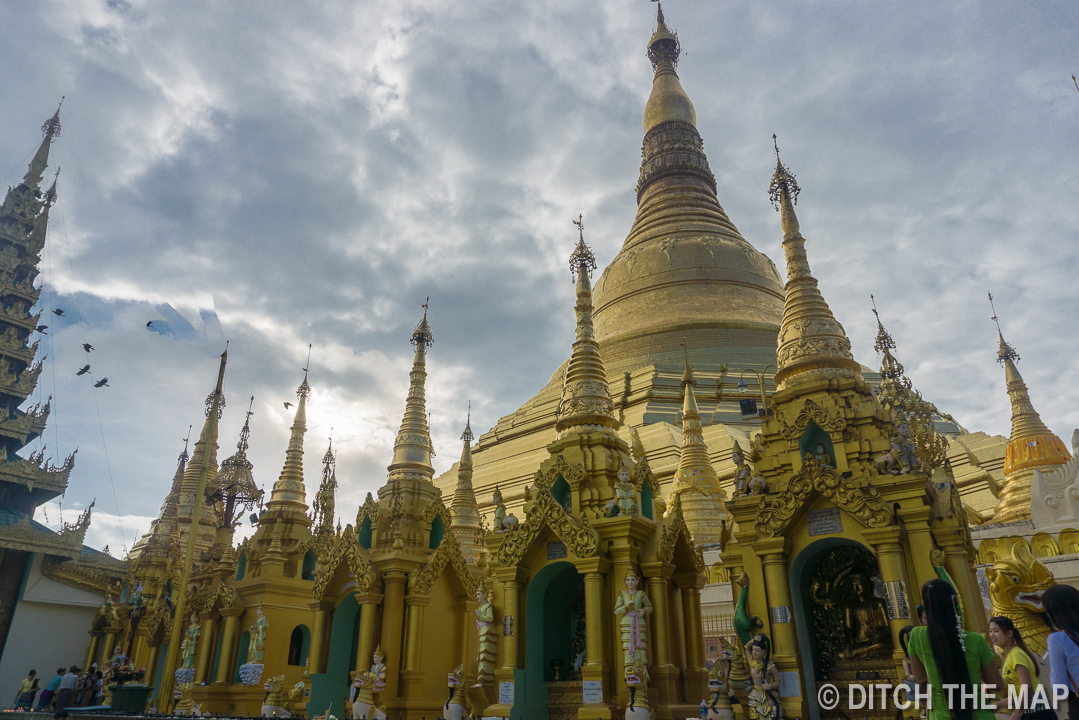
940;537;988;633
86;631;103;669
194;613;219;684
458;595;480;678
864;525;916;683
215;611;242;684
403;594;429;670
897;507;938;591
576;555;611;706
642;560;675;707
499;571;525;670
752;537;799;656
101;628;119;663
145;644;161;687
676;571;708;702
353;591;382;674
378;572;407;700
309;600;332;675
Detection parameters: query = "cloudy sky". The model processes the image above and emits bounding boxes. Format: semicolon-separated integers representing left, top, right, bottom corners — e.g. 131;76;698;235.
1;1;1076;555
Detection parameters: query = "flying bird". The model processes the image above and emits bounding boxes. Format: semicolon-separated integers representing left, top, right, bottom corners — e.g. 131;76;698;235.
52;308;65;317
94;378;109;388
76;364;90;376
283;401;293;410
34;325;47;334
82;343;94;353
146;321;154;328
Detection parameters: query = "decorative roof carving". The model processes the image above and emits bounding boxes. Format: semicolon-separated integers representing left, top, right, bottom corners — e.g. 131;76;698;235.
311;526;373;600
409;530;482;597
754;456;891;539
496;486;599;566
779;399;846;440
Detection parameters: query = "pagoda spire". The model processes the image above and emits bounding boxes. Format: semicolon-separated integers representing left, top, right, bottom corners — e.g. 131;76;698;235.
311;437;337;538
643;4;695;134
387;301;436;482
770;138;861;391
671;351;728;547
176;353;226;554
24;99;62;190
451;407;483;566
267;366;311;512
556;216;618;438
987;295;1070;523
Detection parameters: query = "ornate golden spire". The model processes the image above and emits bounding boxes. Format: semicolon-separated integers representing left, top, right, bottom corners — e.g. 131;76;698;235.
770;137;861;391
267;365;311;512
177;353;226;553
387;301;436;482
25;99;62;189
987;295;1070;522
556;216;618;438
311;437;337;538
451;406;483;565
643;4;695;133
672;353;728;546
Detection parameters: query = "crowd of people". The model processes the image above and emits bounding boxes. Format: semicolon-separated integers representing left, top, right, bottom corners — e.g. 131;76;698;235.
897;580;1079;720
12;666;104;712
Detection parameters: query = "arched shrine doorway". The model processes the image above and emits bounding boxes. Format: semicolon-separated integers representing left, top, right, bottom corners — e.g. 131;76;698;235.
524;561;585;719
791;539;896;720
309;593;360;717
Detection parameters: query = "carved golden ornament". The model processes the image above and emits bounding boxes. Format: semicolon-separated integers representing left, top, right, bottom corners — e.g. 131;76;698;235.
754;456;891;539
421;496;454;530
929;548;945;568
311;526;373;600
355;492;381;530
533;455;586;491
985;541;1055;657
559;380;615;418
496;486;599;566
656;495;707;575
409;530;483;597
779;399;847;440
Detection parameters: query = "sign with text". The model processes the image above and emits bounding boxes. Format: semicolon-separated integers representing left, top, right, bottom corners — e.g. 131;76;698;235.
807;507;842;536
779;672;800;697
498;682;515;705
582;681;602;704
547;540;567;559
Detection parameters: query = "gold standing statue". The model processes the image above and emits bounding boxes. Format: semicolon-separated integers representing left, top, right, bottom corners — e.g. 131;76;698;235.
614;573;653;678
745;633;782;720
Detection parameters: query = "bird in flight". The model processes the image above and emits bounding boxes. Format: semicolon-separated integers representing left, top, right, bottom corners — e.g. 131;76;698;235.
76;364;90;376
283;401;293;409
94;378;109;388
53;308;65;317
146;321;154;328
34;325;47;334
82;343;94;353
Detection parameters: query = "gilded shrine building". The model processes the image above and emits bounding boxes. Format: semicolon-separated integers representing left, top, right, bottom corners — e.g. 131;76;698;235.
54;5;1078;720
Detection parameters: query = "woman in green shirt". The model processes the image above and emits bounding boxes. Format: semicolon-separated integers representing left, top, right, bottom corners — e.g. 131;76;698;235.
908;580;1003;720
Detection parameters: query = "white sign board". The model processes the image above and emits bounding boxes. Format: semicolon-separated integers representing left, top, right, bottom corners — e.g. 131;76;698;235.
779;671;801;698
582;681;602;704
498;681;515;705
807;507;842;536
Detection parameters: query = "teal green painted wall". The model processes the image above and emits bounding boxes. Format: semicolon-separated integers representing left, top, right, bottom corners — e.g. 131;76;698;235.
309;594;360;717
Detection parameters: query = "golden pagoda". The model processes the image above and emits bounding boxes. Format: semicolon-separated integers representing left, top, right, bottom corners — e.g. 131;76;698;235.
987;315;1070;523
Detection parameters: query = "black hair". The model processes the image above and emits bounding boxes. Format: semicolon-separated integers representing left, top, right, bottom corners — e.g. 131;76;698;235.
989;616;1040;678
747;633;772;668
28;669;36;675
68;666;78;673
898;625;914;658
1043;584;1079;652
922;579;974;720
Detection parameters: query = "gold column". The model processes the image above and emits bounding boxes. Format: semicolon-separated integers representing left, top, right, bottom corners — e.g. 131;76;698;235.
676;572;708;703
500;573;523;670
898;508;938;591
752;538;799;655
576;555;611;706
194;614;219;684
378;572;408;700
215;611;242;684
459;595;479;678
85;631;103;669
864;525;916;683
101;628;119;663
309;600;332;675
403;594;429;670
354;591;383;675
941;538;988;633
145;644;161;687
